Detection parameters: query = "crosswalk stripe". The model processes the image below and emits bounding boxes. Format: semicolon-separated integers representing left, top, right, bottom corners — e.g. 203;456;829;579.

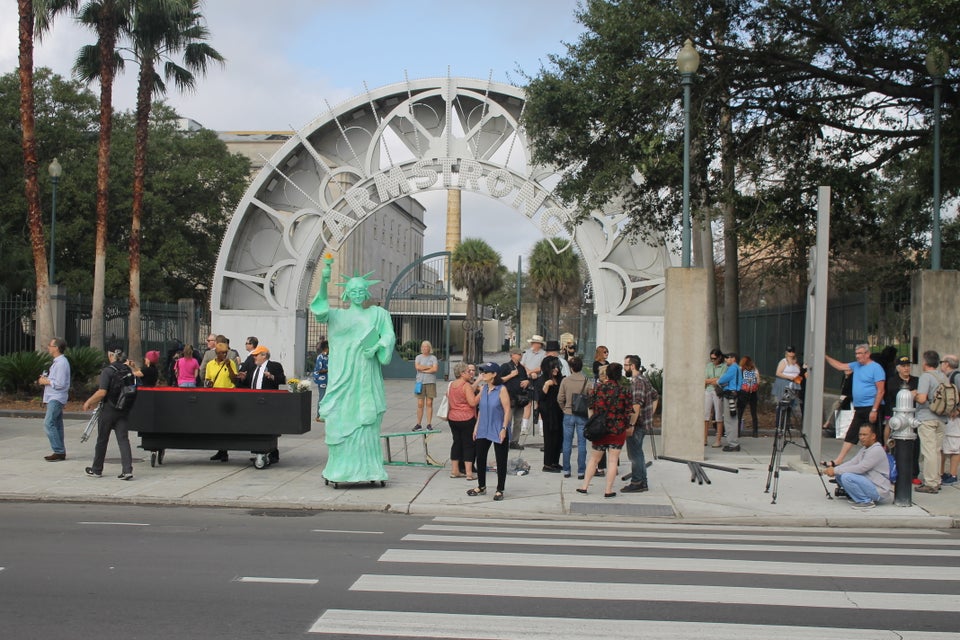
403;533;960;557
431;516;952;537
308;609;959;639
350;574;960;612
419;523;960;547
380;548;960;581
236;577;319;585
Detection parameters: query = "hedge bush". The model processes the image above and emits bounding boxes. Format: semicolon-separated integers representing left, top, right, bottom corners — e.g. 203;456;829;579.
0;347;106;396
0;351;52;393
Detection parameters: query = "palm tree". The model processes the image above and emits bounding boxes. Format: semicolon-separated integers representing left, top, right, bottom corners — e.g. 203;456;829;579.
17;0;54;350
70;0;139;351
125;0;223;362
528;238;581;339
451;238;504;363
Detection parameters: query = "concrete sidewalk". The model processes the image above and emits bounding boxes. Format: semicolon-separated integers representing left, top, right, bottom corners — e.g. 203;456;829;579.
1;378;957;528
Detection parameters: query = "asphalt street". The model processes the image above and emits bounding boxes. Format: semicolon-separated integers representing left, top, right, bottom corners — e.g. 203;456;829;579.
2;503;958;639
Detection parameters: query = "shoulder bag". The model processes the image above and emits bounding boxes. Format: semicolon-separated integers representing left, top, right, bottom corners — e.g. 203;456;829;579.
583;411;608;441
436;382;450;421
571;378;590;418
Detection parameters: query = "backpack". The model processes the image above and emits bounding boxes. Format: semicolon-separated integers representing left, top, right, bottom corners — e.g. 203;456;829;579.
929;370;959;416
108;363;138;410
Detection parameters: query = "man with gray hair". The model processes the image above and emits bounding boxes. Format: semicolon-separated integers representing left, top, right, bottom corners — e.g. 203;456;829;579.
914;350;950;493
825;344;885;466
38;337;71;461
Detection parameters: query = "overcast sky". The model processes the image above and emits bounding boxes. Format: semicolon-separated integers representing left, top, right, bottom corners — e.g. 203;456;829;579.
1;0;587;264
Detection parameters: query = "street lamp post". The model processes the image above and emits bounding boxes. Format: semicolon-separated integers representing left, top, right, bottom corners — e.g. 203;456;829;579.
47;158;62;284
926;45;949;271
676;39;700;268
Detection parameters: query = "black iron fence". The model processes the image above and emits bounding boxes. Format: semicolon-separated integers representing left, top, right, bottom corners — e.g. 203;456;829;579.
740;289;911;393
0;290;209;360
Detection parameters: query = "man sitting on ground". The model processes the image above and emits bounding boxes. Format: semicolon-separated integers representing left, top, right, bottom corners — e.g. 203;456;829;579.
823;424;893;510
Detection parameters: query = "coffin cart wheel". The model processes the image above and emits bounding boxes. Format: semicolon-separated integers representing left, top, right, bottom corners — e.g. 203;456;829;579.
253;453;272;469
149;449;165;467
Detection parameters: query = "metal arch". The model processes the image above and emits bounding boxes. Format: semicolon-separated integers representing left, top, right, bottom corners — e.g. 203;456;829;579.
210;77;669;357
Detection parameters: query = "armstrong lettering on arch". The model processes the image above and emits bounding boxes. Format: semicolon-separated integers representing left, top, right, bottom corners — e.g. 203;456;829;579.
314;157;575;251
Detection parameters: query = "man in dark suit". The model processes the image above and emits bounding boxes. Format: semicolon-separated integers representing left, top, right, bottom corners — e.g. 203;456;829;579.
248;345;286;463
237;336;259;387
248;345;286;390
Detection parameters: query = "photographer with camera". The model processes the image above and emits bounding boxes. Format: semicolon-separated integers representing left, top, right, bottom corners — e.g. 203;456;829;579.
716;353;743;452
82;349;137;480
499;348;529;450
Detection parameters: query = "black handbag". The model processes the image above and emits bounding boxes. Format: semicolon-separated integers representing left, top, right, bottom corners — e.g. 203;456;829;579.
583;411;608;441
571;379;589;417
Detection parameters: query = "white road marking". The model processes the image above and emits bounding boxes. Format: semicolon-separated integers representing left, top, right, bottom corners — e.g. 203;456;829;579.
310;529;383;535
77;521;150;526
308;609;959;639
236;577;319;585
419;523;960;547
430;516;951;536
403;533;960;557
350;574;960;612
380;548;960;581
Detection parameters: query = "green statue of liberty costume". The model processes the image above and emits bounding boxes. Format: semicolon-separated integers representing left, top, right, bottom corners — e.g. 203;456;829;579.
309;257;395;484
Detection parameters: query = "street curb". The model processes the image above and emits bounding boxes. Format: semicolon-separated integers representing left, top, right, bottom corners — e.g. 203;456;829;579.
1;494;955;528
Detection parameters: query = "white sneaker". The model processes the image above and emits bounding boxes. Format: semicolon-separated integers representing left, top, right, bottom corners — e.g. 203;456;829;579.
850;501;875;510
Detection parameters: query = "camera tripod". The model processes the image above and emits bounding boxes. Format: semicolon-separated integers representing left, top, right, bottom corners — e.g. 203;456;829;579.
764;388;832;504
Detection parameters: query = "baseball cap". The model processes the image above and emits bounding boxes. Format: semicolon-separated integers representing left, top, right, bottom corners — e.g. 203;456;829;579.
785;345;796;353
477;362;500;373
897;356;911;365
250;345;269;356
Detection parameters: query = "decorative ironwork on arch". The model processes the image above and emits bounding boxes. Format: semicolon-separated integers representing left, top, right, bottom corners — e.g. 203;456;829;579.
210;76;670;372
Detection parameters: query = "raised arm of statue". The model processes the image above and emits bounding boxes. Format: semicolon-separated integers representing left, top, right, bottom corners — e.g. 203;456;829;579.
309;253;334;321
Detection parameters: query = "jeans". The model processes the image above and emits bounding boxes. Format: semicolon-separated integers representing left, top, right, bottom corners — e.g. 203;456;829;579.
625;426;647;484
43;399;66;454
837;472;880;504
562;413;587;475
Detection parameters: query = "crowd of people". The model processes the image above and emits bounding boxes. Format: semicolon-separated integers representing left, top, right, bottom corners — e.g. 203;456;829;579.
432;334;659;502
36;322;958;512
38;331;292;479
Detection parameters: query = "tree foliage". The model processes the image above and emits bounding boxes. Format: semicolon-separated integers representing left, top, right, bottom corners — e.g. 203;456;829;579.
125;0;224;360
451;238;504;362
527;238;581;339
0;68;250;302
522;0;959;319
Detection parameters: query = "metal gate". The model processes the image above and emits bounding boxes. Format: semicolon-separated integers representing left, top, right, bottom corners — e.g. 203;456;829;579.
382;252;451;380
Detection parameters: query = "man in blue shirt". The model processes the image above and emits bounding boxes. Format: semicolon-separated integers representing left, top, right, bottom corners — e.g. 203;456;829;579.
716;352;742;452
38;337;71;461
825;344;886;466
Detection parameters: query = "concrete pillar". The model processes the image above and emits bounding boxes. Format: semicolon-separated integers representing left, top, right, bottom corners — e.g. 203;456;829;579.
911;270;960;358
662;267;710;461
178;298;197;347
50;284;67;342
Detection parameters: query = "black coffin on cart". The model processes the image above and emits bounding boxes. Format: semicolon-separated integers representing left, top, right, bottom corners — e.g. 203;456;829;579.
131;388;312;468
